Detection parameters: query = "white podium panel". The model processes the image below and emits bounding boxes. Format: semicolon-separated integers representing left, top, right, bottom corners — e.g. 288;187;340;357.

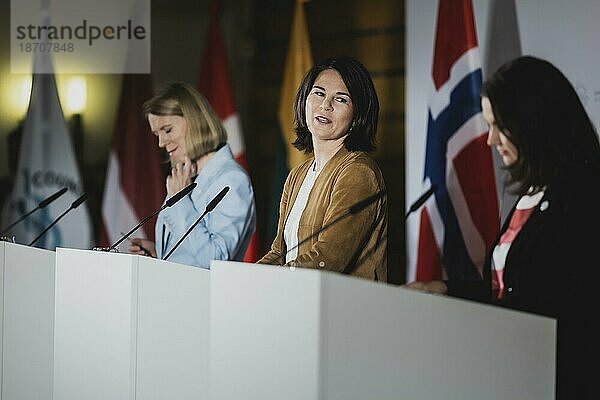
210;261;556;400
0;242;55;400
54;248;209;400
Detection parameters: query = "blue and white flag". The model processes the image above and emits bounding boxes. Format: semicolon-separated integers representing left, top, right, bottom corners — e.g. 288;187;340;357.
2;9;92;250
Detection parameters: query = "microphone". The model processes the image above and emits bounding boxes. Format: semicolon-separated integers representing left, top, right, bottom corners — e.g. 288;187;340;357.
276;190;386;265
404;184;437;220
205;186;230;212
165;182;196;207
164;186;230;261
28;193;88;247
105;182;197;252
0;187;68;235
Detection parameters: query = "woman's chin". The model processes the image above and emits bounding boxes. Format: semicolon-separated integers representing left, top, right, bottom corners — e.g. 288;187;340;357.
169;155;184;165
502;156;516;167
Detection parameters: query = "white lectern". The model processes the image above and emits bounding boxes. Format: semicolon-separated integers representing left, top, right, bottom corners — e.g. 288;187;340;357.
0;241;54;400
54;248;209;400
209;261;556;400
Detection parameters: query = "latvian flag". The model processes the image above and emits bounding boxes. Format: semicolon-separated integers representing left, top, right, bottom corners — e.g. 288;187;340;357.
415;0;499;282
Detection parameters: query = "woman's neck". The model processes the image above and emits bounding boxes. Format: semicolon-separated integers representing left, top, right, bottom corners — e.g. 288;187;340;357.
312;139;345;172
194;151;216;174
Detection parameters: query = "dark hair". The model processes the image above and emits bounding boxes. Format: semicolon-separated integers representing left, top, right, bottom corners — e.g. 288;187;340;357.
482;56;600;195
293;57;379;153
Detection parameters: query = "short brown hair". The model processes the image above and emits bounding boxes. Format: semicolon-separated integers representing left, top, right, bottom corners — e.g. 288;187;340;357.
142;82;227;160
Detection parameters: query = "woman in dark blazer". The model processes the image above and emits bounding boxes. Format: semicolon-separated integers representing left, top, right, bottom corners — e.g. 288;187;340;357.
408;56;600;399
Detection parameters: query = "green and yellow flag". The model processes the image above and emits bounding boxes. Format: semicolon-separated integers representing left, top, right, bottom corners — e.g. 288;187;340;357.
267;0;313;243
277;0;313;169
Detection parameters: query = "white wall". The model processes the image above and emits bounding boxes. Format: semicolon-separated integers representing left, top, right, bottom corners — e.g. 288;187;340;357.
406;0;600;280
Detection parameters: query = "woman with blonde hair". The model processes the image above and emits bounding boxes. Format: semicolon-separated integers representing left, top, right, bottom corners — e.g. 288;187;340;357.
130;82;256;268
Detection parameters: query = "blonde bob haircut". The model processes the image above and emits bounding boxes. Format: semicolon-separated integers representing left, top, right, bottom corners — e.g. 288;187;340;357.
142;82;227;161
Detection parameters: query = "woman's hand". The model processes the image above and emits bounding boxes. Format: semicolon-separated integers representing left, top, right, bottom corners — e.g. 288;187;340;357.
403;280;448;295
166;157;196;197
128;238;157;258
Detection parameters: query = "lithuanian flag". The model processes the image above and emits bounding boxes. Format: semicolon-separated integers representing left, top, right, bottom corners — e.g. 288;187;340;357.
267;0;314;243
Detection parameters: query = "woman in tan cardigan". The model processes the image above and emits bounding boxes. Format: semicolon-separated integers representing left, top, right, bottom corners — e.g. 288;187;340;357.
259;57;387;281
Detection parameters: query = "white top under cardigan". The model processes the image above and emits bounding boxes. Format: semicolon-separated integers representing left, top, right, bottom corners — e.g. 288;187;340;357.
283;161;322;263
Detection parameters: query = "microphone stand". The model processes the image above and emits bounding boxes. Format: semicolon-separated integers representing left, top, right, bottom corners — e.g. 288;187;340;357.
103;182;197;252
275;190;386;266
29;193;88;247
0;187;68;235
164;186;230;261
275;185;434;267
109;207;166;251
163;210;209;261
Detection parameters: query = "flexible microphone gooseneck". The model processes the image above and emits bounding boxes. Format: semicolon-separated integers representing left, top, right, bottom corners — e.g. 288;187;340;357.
106;182;197;251
28;193;89;247
0;187;68;235
164;186;230;261
276;190;387;266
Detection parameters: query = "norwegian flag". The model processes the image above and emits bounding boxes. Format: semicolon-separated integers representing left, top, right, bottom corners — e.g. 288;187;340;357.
198;1;260;262
414;0;499;282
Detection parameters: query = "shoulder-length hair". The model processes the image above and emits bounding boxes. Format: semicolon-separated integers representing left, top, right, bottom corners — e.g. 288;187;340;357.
482;56;600;195
142;82;227;161
293;56;379;153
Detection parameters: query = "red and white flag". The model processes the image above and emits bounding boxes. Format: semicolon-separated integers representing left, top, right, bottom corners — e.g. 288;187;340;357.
198;1;259;261
100;0;163;249
99;74;165;249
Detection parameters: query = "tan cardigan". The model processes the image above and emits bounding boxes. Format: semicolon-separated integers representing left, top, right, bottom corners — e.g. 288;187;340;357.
259;147;387;281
